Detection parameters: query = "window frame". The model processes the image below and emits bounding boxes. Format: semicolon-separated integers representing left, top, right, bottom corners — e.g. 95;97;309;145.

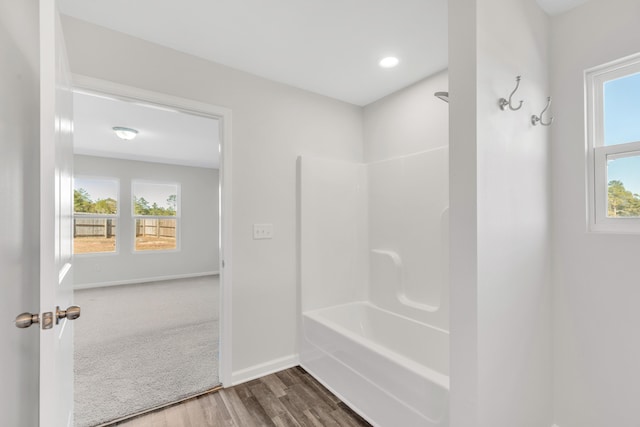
72;175;120;256
586;53;640;233
131;179;181;253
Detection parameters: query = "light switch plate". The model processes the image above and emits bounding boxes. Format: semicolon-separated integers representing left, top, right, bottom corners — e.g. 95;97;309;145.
253;223;274;240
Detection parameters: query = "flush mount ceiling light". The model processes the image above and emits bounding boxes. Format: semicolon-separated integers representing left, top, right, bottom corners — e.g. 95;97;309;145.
379;56;399;68
112;126;139;140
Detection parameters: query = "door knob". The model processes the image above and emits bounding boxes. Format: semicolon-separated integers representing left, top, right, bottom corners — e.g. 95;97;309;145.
15;312;40;329
56;305;81;324
15;306;81;328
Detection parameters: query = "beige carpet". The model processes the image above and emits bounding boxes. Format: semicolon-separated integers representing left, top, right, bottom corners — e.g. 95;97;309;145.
73;275;220;427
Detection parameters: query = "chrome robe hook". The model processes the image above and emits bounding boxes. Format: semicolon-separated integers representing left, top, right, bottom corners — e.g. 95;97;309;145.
532;97;554;126
499;76;524;111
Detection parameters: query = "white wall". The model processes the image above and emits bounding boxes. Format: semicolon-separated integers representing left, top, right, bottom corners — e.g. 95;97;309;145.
550;1;640;426
0;0;40;425
363;70;449;162
73;155;219;287
450;0;553;426
61;16;364;379
477;1;552;425
448;1;479;424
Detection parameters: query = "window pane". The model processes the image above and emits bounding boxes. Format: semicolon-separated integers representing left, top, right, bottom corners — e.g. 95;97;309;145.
604;72;640;146
607;155;640;217
135;218;177;251
133;182;178;216
74;178;118;214
73;218;117;254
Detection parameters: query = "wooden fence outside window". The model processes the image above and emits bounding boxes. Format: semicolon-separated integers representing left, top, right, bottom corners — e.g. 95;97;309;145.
73;218;177;238
135;218;177;238
73;218;117;238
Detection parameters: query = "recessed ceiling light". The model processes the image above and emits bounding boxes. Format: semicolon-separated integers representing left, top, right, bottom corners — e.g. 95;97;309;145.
379;56;399;68
112;126;139;140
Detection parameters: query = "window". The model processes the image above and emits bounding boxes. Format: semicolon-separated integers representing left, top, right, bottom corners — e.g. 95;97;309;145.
73;177;119;254
132;181;180;251
586;53;640;232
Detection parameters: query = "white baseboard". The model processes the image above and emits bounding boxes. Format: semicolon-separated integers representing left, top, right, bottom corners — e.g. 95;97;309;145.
230;354;300;386
74;271;219;290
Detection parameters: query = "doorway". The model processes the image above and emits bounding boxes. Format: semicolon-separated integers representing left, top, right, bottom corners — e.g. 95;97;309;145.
70;79;232;426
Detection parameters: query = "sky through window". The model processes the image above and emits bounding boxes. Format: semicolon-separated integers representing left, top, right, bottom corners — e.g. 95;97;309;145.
604;72;640;195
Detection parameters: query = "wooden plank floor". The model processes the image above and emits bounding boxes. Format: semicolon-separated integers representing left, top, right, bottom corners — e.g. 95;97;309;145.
111;366;371;427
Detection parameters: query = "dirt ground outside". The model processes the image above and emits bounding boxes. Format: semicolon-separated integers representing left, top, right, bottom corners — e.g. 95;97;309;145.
74;236;176;254
135;236;177;251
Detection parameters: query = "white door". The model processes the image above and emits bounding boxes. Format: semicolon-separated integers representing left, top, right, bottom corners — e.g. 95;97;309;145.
0;0;41;425
39;0;76;426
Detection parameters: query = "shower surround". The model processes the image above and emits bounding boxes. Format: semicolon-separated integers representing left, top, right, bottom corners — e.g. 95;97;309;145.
298;146;449;426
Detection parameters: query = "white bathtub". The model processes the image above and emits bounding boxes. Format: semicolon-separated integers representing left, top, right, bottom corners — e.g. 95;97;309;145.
300;301;449;427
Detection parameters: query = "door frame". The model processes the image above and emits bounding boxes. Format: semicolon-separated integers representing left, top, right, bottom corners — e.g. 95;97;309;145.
71;74;234;386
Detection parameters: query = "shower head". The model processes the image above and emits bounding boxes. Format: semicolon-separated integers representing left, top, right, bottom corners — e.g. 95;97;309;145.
434;91;449;103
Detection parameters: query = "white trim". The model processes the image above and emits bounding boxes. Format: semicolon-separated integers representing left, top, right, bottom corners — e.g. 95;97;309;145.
71;74;234;386
230;355;300;386
74;271;219;290
585;54;640;233
72;74;231;120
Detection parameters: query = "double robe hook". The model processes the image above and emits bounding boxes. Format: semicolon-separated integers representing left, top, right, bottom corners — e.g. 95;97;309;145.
499;76;523;111
531;97;554;126
499;75;554;126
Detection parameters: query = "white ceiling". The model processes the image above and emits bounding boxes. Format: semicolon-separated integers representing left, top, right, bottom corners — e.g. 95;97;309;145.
60;1;590;106
65;0;590;166
60;0;449;106
60;1;590;107
73;91;220;169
